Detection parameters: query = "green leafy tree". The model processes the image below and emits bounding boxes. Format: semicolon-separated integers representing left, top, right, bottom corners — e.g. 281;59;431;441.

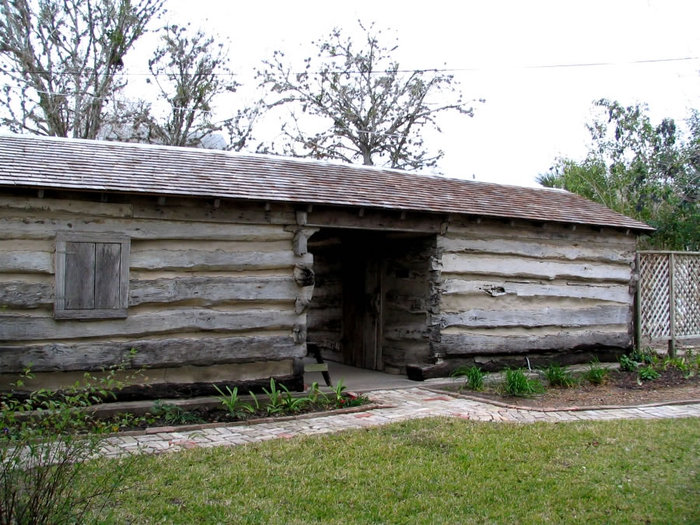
0;0;164;139
258;21;479;170
538;99;699;250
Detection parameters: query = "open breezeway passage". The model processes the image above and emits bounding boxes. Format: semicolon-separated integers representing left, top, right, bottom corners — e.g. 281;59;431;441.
99;387;700;458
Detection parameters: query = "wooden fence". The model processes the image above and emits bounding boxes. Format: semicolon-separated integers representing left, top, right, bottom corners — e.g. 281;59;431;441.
636;251;700;355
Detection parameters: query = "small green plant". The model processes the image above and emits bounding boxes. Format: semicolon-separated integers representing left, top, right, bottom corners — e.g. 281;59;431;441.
325;379;366;408
213;385;255;419
279;383;309;413
662;353;698;379
248;391;262;413
306;381;326;404
542;364;577;388
630;347;657;365
502;368;545;397
584;360;610;385
619;354;639;372
452;365;486;391
151;401;203;425
638;365;661;382
261;378;285;415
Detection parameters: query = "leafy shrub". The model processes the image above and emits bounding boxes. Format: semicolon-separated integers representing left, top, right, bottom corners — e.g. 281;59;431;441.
502;369;545;397
619;354;639;372
543;364;578;388
0;361;139;525
452;365;486;391
630;348;657;365
638;365;660;382
584;360;610;385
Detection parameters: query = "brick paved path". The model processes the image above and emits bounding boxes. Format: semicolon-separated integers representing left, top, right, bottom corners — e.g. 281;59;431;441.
101;387;700;458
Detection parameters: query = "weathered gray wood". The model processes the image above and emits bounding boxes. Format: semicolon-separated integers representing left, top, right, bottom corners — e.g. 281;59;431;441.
55;232;130;319
306;208;443;233
0;196;133;218
0;216;293;241
0;251;53;273
131;250;311;271
95;242;122;308
295;285;315;314
447;218;635;245
132;201;295;225
307;308;342;330
293;264;315;286
129;276;297;305
440;304;629;329
383;325;429;341
438;236;634;263
0;308;303;341
0;335;304;372
288;227;319;256
65;241;96;309
441;279;632;304
441;253;632;282
436;331;632;355
0;281;53;308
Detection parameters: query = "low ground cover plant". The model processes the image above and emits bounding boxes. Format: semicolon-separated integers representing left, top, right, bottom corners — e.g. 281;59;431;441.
583;359;610;385
619;348;699;384
542;363;578;388
502;368;545;397
451;365;486;391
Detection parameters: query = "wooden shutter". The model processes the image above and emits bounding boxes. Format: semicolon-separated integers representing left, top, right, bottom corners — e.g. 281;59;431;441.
55;233;129;319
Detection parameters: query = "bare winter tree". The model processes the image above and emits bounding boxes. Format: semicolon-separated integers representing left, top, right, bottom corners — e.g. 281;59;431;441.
105;24;263;150
0;0;163;138
258;21;479;170
140;24;238;147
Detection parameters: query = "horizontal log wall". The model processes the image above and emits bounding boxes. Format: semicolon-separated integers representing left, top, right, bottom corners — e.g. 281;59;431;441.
0;193;307;391
306;232;343;361
435;218;637;361
381;234;437;371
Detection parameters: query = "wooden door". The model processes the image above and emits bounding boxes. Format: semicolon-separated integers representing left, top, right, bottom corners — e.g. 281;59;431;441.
341;234;383;370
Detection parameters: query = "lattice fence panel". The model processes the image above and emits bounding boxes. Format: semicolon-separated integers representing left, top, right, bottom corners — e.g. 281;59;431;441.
674;254;700;337
639;254;670;339
638;252;700;343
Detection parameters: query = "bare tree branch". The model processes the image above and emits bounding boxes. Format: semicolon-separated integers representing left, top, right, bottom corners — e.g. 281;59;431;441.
258;21;480;170
0;0;164;138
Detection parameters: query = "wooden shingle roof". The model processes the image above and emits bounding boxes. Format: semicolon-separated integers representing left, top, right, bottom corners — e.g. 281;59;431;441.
0;134;652;231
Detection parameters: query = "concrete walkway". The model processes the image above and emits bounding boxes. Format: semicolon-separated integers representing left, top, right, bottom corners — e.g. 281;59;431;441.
100;387;700;458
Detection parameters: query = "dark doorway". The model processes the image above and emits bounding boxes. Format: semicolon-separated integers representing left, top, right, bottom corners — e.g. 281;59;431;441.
340;231;384;369
306;229;437;374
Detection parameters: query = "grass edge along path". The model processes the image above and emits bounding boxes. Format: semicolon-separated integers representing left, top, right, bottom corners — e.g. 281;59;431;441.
88;416;699;524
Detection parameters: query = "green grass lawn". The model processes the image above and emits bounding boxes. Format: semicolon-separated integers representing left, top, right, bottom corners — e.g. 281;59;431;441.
92;417;699;524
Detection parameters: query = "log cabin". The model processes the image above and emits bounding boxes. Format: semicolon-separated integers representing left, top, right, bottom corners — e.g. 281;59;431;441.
0;134;652;396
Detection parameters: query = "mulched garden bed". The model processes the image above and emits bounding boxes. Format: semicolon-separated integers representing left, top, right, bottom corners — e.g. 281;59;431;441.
441;368;700;410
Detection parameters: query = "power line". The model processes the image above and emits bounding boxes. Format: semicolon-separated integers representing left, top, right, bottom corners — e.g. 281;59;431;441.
10;55;700;78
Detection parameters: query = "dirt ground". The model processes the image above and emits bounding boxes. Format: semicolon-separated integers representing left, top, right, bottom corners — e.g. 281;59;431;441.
448;368;700;409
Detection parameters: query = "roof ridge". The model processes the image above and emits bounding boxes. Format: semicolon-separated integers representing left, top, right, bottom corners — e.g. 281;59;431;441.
0;132;567;192
0;133;653;232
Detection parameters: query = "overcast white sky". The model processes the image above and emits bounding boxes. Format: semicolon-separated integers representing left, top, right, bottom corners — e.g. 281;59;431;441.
134;0;700;187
